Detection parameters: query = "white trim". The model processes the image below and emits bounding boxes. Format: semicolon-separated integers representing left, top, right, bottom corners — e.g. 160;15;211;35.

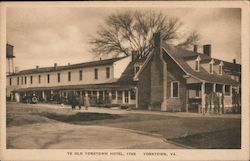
133;51;154;81
171;81;179;98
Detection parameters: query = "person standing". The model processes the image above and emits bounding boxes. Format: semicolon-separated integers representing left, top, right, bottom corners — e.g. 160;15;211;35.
84;94;90;110
78;94;84;110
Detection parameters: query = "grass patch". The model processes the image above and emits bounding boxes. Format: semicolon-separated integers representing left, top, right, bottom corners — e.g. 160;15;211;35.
169;128;241;149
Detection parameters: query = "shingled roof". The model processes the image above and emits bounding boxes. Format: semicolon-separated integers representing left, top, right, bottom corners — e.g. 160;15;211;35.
8;57;125;76
162;43;240;85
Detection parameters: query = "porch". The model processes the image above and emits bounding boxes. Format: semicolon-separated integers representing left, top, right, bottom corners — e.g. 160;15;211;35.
186;81;240;114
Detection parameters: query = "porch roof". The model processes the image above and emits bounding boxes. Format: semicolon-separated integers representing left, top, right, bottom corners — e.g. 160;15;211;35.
13;83;136;92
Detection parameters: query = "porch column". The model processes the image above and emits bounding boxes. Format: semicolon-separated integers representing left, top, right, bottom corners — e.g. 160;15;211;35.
222;84;225;114
15;92;20;102
211;83;216;113
108;91;112;104
115;91;118;101
96;91;99;103
122;91;125;104
42;91;46;101
201;82;206;114
186;89;189;112
128;90;131;104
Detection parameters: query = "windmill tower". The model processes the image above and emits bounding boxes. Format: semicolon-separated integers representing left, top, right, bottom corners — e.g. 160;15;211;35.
6;43;15;75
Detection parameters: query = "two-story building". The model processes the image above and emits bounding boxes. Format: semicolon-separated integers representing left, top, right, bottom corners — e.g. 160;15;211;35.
6;32;241;113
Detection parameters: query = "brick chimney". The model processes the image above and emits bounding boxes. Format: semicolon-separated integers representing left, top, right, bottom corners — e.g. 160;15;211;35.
36;65;39;71
153;32;162;55
203;44;211;57
193;45;198;53
54;63;57;69
233;59;236;64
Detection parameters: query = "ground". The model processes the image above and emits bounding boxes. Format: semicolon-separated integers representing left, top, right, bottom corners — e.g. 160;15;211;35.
6;102;241;149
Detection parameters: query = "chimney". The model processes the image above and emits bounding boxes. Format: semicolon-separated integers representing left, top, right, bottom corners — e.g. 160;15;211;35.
193;45;198;53
203;44;211;57
233;59;236;64
153;32;162;56
131;50;138;62
54;63;57;69
36;65;39;71
68;63;70;66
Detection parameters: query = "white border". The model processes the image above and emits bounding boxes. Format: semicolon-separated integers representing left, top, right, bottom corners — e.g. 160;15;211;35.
0;1;249;161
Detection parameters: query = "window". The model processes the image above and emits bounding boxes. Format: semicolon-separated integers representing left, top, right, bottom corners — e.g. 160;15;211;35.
219;65;222;75
17;77;19;85
171;81;179;98
135;66;140;74
111;90;116;100
24;76;27;84
57;73;60;83
21;76;23;85
130;89;136;100
79;70;83;81
30;76;33;84
195;60;199;72
94;68;98;80
209;63;213;74
117;91;122;100
225;85;231;96
38;75;41;84
106;67;110;79
195;90;200;97
9;78;12;86
47;74;50;83
68;72;71;81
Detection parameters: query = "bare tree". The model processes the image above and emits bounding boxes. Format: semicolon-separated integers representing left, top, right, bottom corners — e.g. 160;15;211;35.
89;10;200;58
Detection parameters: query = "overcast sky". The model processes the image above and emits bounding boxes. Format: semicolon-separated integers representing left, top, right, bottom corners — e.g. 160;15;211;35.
7;7;241;70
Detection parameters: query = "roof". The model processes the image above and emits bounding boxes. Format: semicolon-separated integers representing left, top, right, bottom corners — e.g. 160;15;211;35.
8;57;126;76
162;43;240;85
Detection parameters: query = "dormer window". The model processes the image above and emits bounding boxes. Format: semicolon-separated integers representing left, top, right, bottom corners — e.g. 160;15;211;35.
209;59;214;74
219;61;223;75
134;65;141;75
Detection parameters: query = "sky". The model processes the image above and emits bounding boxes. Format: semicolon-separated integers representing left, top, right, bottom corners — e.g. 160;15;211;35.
7;7;241;71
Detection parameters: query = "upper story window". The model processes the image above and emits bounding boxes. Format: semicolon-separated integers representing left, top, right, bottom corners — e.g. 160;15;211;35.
57;73;61;83
171;81;179;98
17;77;19;85
79;70;83;81
24;76;27;84
106;67;110;79
68;71;71;82
94;68;98;80
21;76;23;85
38;75;41;84
9;78;12;86
30;76;33;84
195;60;200;72
47;74;50;83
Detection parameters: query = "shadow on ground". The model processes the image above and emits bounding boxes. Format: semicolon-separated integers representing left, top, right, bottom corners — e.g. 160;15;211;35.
169;127;241;149
39;112;122;123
